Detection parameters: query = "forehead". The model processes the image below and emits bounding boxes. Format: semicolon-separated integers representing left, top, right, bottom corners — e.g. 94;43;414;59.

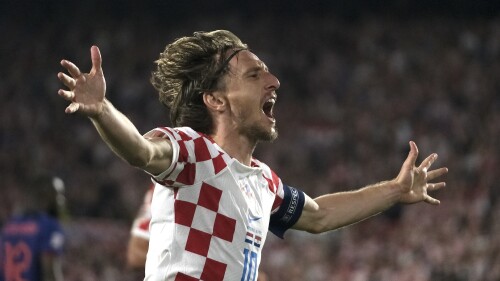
228;50;267;73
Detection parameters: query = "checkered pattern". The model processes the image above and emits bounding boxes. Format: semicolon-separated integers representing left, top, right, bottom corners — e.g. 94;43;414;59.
148;127;231;188
144;127;287;281
174;183;237;259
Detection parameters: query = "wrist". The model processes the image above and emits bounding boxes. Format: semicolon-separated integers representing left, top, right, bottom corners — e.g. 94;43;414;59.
88;98;109;121
385;179;405;203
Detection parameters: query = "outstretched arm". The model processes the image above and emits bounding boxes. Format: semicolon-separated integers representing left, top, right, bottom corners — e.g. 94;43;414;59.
57;46;172;175
293;141;448;233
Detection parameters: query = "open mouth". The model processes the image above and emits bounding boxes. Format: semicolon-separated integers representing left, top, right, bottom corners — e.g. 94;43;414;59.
262;98;276;120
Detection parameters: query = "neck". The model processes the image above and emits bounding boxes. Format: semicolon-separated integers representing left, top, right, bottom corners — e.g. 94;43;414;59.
210;127;257;166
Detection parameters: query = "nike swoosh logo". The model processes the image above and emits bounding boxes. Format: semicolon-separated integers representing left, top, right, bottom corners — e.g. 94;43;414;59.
248;216;262;222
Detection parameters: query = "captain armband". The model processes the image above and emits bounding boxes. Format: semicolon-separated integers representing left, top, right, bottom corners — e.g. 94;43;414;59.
269;184;305;239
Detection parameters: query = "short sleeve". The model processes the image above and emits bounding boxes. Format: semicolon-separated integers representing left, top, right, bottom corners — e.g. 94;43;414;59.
269;184;305;239
143;127;180;182
146;127;230;187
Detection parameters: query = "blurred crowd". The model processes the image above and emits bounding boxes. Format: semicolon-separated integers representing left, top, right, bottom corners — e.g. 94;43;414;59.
1;1;499;280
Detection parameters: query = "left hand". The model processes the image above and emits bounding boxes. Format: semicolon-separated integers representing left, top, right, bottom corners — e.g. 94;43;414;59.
395;141;448;205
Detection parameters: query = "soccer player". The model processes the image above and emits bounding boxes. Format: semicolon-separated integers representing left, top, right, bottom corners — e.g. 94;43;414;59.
1;174;65;281
57;30;448;281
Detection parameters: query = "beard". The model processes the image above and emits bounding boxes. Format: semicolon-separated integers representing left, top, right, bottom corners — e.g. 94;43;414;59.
233;105;278;143
239;122;278;143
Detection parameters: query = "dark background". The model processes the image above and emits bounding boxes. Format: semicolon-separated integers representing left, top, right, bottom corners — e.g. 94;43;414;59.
1;1;499;280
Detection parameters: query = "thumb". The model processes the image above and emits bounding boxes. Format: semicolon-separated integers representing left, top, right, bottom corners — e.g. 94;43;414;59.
403;141;418;169
90;45;103;75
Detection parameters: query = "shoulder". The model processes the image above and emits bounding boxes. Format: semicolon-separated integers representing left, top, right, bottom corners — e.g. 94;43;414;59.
252;158;281;194
146;126;204;141
146;127;220;159
151;127;230;186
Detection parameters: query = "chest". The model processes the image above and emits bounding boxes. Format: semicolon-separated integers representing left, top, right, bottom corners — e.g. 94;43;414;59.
229;167;275;232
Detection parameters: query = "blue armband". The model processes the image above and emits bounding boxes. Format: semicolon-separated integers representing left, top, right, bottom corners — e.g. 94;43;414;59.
269;184;305;238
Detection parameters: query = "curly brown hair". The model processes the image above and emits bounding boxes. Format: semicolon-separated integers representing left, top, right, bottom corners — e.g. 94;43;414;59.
151;30;248;134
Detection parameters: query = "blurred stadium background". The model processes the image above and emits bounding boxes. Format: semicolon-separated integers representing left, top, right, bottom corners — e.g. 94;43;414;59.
1;0;499;280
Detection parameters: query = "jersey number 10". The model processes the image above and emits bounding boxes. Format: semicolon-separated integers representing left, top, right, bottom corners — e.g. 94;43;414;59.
240;248;258;281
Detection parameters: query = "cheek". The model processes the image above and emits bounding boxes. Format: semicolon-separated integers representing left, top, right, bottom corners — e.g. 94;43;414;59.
229;96;258;118
233;103;253;119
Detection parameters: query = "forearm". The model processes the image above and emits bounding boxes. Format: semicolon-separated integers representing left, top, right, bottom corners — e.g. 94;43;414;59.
318;180;401;229
90;99;151;168
299;180;401;233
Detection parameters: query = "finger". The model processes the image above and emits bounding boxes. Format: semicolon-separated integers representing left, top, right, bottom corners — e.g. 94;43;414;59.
60;59;82;78
90;46;103;75
65;102;80;114
418;153;437;173
427;182;446;192
424;194;440;205
427;167;448;181
58;89;75;101
57;72;76;89
403;141;419;169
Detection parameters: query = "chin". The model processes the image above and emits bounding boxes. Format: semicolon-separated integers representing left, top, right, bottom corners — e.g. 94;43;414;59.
243;125;278;143
259;126;279;142
268;127;278;142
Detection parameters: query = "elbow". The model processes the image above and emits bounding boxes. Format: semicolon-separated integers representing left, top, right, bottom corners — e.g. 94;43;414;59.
126;138;172;175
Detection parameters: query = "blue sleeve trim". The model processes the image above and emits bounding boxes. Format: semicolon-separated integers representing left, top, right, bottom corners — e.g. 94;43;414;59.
269;184;305;239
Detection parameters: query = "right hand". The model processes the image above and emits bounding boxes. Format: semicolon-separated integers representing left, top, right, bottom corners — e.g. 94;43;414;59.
57;46;106;117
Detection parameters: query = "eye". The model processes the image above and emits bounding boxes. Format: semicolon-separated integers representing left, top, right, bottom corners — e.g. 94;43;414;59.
248;72;259;78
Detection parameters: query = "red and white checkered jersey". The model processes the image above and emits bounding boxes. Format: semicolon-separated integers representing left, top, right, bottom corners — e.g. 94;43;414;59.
144;127;301;281
130;184;154;240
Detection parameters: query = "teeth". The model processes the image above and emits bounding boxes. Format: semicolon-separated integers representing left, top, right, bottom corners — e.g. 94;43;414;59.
263;97;275;119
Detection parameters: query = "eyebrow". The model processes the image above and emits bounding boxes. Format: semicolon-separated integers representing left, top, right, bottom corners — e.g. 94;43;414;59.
243;64;268;75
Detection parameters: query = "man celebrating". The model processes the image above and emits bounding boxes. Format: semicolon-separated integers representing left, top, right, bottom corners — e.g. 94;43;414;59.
57;30;447;281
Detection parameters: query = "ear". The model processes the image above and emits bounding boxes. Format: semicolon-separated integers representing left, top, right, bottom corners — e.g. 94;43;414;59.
203;92;226;112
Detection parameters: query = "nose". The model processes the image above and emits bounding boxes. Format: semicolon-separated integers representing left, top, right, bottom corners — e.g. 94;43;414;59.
266;72;280;91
